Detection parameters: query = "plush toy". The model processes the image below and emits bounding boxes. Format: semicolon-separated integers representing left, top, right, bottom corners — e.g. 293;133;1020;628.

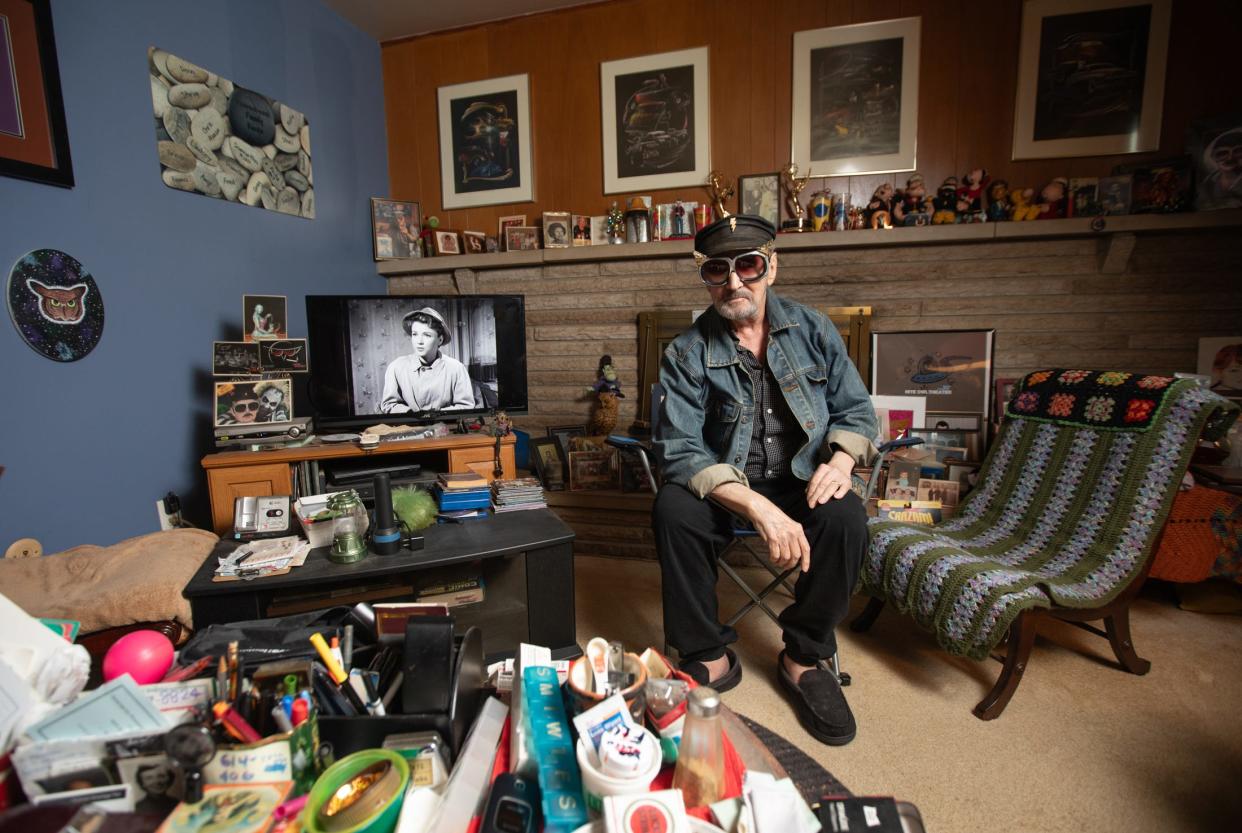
986;179;1010;222
1008;187;1040;221
893;174;931;226
587;355;624;436
956;168;989;222
932;176;959;224
391;486;437;531
865;182;895;228
1036;177;1069;220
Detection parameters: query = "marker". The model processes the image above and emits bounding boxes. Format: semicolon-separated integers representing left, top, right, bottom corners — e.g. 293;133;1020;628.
310;632;347;684
213;701;262;743
271;705;294;733
281;674;298;719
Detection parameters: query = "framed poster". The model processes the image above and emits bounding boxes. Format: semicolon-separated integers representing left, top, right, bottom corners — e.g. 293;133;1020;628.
871;330;995;416
1012;0;1171;160
1188;116;1242;212
371;198;421;260
437;73;533;208
738;173;780;227
0;0;73;187
791;17;920;177
601;46;710;194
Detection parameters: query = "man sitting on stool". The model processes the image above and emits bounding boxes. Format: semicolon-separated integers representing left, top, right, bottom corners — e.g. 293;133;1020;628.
652;214;877;746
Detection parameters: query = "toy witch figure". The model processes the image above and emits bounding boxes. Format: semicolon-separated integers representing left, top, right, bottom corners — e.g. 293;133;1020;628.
586;355;625;436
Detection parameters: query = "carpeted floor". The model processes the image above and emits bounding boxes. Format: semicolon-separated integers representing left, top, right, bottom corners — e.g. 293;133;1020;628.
737;714;850;803
574;554;1242;833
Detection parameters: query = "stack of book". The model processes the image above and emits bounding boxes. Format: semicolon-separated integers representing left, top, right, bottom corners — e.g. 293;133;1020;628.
492;477;547;513
434;471;492;521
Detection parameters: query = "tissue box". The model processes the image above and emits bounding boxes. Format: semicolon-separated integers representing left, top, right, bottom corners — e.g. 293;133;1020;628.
293;492;346;548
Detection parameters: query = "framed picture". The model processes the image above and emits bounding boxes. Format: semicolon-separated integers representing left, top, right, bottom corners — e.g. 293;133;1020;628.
0;0;73;187
870;394;927;441
590;216;609;245
547;424;587;479
258;338;309;373
498;214;526;250
485;236;499;253
568;449;620;491
791;17;920;177
529;437;565;490
600;46;710;194
871;330;995;416
1198;336;1242;399
1098;174;1132;215
1012;0;1172;160
542;211;571;249
462;230;487;254
993;377;1018;423
885;460;922;502
437;73;533;208
1189;116;1242;211
917;477;961;508
1119;155;1192;214
571;214;592;246
433;230;461;256
214;379;292;428
738;173;780;227
242;295;287;342
212;341;261;376
371;198;421;260
505;226;540;252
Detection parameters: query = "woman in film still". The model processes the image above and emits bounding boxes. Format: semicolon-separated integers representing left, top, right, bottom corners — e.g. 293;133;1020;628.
380;307;474;413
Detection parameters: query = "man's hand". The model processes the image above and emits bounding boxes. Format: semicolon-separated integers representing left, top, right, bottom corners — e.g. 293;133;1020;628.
806;450;856;507
749;500;811;573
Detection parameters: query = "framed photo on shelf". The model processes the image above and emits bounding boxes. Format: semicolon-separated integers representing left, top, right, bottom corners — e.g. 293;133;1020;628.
213;379;293;428
547;424;587;474
738;173;780;228
212;341;261;376
917;478;960;508
590;216;609;245
258;338;309;373
461;230;487;254
571;214;592;246
871;329;995;416
505;226;540;252
791;17;920;177
432;230;461;256
1012;0;1171;160
0;0;74;187
242;295;287;342
568;449;619;491
600;46;710;194
498;214;526;250
437;73;533;208
542;211;571;249
1198;336;1242;399
529;437;565;490
370;198;421;260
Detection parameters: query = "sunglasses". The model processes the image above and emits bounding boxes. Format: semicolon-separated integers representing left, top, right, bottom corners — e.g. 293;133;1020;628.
231;401;260;413
693;246;774;287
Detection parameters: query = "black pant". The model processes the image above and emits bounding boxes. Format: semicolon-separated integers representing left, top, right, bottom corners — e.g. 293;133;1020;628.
652;478;867;666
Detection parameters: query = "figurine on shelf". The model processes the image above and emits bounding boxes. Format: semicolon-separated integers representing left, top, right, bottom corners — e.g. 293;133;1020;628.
956;168;989;222
705;170;735;219
932;176;959;224
605;201;625;244
780;162;812;231
1008;187;1040;221
865;182;894;229
893;174;931;226
986;180;1011;222
848;205;866;230
586;355;624;436
1036;177;1069;220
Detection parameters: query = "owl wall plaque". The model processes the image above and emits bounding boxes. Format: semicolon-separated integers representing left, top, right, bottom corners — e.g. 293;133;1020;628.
7;249;105;362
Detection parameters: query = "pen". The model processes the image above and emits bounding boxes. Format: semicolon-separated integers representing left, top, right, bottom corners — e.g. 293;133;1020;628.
227;641;240;702
216;656;228;702
310;633;347;684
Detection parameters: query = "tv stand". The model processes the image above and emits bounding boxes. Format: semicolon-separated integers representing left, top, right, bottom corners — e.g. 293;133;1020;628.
201;433;515;535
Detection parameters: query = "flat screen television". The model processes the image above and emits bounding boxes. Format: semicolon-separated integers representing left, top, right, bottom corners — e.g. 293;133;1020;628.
306;294;528;432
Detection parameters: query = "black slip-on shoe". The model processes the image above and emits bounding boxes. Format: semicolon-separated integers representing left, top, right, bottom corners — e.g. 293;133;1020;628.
777;650;856;746
679;647;743;693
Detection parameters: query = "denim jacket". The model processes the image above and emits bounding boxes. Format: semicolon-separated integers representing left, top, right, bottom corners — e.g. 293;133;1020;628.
654;291;877;499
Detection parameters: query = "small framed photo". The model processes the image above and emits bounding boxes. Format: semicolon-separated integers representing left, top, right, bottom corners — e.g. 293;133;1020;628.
571;214;592;246
542;211;571;248
433;230;461;256
885;460;922;502
1098;175;1133;215
499;214;527;250
214;379;293;428
505;226;541;252
947;460;982;491
242;295;287;342
462;230;487;254
871;330;995;416
547;424;587;478
738;173;780;228
484;236;500;253
529;437;565;490
917;477;961;508
370;198;421;260
116;755;178;805
1199;336;1242;399
258;338;309;373
993;377;1018;423
590;216;609;245
213;341;261;376
569;449;620;491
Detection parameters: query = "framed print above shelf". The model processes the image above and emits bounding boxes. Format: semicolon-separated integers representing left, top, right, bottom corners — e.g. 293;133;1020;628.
437;73;533;208
0;0;73;187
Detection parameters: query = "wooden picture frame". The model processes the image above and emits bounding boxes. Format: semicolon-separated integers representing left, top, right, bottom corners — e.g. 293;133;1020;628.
791;17;920;177
547;424;587;472
370;198;421;260
0;0;73;187
1012;0;1171;160
432;230;461;256
438;73;533;208
738;173;780;228
529;437;565;490
568;448;619;491
461;230;487;254
600;46;710;194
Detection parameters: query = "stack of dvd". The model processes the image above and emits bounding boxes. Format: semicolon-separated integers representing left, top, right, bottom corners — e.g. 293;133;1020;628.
491;477;547;513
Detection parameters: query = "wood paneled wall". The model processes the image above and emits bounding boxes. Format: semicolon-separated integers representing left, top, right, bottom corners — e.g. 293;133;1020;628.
382;0;1242;234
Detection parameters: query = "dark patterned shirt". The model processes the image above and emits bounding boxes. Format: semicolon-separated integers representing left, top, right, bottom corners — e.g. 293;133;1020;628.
736;342;801;482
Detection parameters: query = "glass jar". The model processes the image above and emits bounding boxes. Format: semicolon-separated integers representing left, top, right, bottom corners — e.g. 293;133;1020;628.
671;685;725;807
327;490;368;563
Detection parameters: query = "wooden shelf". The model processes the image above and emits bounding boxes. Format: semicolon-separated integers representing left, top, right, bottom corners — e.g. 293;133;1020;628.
376;209;1242;277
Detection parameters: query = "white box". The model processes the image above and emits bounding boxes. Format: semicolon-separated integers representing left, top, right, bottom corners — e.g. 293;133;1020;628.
293;492;345;548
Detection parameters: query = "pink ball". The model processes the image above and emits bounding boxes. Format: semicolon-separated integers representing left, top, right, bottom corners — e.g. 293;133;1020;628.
102;630;175;685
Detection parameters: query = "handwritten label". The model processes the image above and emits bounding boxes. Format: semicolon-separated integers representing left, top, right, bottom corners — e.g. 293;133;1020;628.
141;680;213;724
204;737;292;785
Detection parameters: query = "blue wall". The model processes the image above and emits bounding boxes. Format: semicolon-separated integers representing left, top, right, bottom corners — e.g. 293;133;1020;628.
0;0;388;551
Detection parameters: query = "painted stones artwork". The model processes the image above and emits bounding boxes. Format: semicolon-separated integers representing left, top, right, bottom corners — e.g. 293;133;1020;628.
148;47;314;219
7;249;105;362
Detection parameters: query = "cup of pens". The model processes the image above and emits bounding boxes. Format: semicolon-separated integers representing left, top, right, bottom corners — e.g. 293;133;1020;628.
567;652;648;724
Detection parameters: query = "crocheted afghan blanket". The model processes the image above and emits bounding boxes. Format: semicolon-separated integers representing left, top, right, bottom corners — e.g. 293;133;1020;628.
864;370;1240;661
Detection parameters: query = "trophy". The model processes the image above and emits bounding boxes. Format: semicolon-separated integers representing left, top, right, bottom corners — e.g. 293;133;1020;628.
781;163;812;232
705;170;734;220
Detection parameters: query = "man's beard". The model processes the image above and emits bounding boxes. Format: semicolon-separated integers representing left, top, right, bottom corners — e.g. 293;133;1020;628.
715;290;758;321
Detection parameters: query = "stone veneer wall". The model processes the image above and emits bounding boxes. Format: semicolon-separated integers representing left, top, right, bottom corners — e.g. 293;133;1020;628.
389;228;1242;559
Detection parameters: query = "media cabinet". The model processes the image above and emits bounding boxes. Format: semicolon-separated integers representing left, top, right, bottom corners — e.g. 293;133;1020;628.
201;433;516;536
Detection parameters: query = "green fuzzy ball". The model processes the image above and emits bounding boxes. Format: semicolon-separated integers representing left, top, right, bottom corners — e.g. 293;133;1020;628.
391;486;438;531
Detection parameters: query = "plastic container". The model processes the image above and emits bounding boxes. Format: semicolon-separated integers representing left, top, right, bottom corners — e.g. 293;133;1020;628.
574;730;661;813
